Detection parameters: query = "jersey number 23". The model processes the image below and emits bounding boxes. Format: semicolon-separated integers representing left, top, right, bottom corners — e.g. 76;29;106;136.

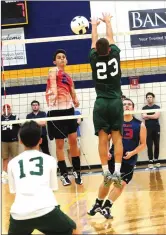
96;58;118;79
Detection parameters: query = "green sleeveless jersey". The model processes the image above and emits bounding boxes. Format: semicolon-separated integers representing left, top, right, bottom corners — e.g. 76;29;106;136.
89;44;122;99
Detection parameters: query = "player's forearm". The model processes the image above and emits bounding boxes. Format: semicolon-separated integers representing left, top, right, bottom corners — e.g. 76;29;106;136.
92;24;98;48
131;143;146;156
106;21;114;43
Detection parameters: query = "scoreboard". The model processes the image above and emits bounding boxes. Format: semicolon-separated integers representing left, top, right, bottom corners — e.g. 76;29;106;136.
2;0;28;27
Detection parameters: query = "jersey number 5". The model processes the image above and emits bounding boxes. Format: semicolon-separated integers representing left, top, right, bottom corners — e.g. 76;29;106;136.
96;58;118;79
18;157;43;179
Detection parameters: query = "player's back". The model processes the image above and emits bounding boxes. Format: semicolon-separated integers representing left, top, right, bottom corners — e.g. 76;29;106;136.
8;150;58;219
89;44;122;99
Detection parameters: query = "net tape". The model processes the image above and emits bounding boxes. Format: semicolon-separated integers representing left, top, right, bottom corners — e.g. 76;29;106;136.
1;109;164;125
2;28;166;45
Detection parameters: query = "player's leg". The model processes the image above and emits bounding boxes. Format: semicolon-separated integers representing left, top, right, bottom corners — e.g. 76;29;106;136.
88;157;115;216
93;98;112;183
40;135;50;155
8;215;33;235
153;127;160;167
67;108;82;185
101;163;134;219
111;130;123;184
47;110;71;186
109;99;123;185
2;142;10;183
56;138;71;186
36;206;77;235
146;128;154;168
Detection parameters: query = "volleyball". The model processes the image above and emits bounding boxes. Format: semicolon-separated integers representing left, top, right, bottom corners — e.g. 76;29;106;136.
70;16;89;35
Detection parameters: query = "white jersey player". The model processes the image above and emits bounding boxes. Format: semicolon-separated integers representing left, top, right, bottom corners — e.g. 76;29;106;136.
7;120;77;235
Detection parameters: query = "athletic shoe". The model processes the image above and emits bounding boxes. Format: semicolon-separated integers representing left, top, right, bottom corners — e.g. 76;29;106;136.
154;161;160;168
73;171;83;185
148;160;154;169
102;207;113;219
88;200;102;216
60;173;71;186
103;171;112;187
112;172;122;188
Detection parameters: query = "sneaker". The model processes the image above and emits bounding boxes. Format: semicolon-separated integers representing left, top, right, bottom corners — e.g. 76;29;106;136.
2;171;8;184
102;207;113;219
60;173;71;186
87;202;102;216
73;171;83;185
112;172;122;188
154;162;160;168
103;171;112;187
148;160;154;169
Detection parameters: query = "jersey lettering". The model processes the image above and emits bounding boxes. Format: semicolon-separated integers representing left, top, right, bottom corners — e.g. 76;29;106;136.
2;124;12;131
96;58;118;79
18;157;43;179
123;128;133;139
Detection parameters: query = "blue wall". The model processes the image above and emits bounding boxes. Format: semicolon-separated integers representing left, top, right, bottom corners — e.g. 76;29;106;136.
4;1;91;71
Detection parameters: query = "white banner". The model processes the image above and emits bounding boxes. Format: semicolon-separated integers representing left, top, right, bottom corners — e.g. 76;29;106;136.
2;27;27;66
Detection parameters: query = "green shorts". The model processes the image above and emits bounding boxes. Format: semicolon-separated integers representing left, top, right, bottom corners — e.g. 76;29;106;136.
8;206;76;235
93;98;123;136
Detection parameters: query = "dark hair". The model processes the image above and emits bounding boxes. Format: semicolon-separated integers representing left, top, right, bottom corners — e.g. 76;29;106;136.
146;92;155;98
123;98;135;108
31;100;40;106
53;49;67;61
20;121;42;148
96;38;109;56
121;95;126;99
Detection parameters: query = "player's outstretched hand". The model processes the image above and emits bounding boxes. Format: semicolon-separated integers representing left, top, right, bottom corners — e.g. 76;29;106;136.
99;12;113;24
89;17;100;26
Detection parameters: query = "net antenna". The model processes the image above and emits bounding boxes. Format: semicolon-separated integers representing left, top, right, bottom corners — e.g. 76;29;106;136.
1;55;7;116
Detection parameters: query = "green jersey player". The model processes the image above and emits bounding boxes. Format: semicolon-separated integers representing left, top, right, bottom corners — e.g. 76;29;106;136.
89;13;123;185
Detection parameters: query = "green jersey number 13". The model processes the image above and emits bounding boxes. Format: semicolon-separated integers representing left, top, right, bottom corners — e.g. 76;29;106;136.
18;157;43;179
96;58;118;79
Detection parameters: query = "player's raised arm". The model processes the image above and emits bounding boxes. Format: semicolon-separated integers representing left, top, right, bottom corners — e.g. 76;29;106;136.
100;12;115;45
90;17;100;49
45;68;58;106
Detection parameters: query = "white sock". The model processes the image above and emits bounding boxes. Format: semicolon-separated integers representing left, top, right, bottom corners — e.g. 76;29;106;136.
114;163;121;174
102;165;109;173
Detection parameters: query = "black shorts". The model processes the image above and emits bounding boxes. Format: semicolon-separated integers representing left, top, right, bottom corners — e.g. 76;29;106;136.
47;108;77;139
108;157;134;184
8;206;76;235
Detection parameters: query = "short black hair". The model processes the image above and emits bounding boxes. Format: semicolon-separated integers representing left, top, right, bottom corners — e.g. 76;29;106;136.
31;100;40;106
121;95;126;99
53;49;67;61
20;121;42;148
96;38;109;56
146;92;155;98
123;98;135;108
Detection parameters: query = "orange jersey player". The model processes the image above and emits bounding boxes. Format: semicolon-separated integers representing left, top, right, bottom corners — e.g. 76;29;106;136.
46;51;79;110
46;49;82;187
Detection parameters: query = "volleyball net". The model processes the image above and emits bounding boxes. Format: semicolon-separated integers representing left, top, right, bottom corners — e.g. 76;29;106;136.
1;27;166;126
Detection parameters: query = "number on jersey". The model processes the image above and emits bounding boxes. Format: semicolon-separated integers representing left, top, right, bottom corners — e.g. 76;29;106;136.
2;124;13;131
96;58;118;79
18;157;43;179
123;128;133;139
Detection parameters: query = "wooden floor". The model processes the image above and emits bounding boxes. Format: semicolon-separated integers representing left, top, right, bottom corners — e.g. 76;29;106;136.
2;168;166;234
